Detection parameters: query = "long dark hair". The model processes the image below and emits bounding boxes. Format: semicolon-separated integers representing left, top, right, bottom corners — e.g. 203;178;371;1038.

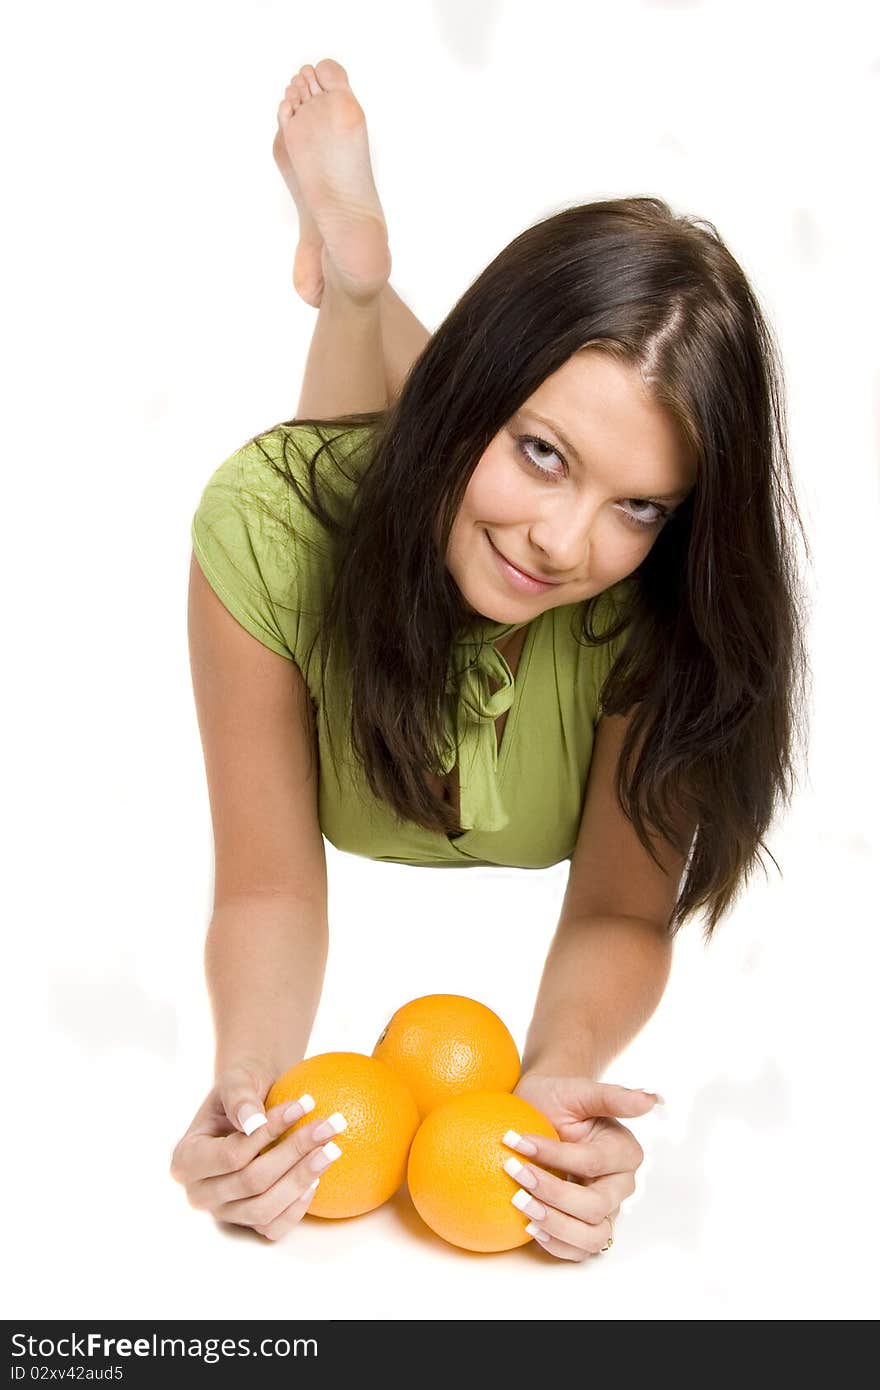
250;197;811;941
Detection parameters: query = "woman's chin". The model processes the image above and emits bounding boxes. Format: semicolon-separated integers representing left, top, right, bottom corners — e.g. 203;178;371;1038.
462;596;524;626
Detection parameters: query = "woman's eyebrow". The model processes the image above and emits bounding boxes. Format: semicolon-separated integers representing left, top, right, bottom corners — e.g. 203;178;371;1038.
523;410;691;502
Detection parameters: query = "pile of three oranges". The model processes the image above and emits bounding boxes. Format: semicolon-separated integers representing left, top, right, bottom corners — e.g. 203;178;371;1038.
263;994;557;1252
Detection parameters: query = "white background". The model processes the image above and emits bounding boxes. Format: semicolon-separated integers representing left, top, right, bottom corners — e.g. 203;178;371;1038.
3;0;878;1322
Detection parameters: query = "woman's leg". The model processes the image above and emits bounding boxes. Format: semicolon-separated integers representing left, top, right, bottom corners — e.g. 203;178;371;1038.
275;60;432;416
378;285;432;402
296;276;384;417
296;282;431;419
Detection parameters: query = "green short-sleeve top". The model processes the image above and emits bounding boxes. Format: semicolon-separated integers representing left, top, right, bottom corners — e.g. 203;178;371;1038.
190;424;634;870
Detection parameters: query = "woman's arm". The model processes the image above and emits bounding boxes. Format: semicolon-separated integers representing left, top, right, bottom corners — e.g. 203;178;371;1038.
521;914;672;1080
510;908;670;1263
188;553;330;1083
506;711;689;1261
207;895;328;1080
522;710;694;1081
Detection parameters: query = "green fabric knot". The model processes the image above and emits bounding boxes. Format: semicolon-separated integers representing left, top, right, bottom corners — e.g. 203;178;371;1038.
438;618;529;834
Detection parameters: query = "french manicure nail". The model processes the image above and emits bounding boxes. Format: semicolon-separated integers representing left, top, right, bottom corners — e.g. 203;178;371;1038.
503;1156;536;1187
502;1128;539;1157
238;1104;268;1135
525;1221;551;1242
310;1140;342;1174
312;1112;347;1143
511;1189;546;1220
281;1093;316;1125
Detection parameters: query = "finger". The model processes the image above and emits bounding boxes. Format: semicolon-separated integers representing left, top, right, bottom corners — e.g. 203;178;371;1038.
570;1175;633;1221
206;1109;347;1207
569;1081;662;1119
504;1158;635;1225
502;1126;644;1182
254;1177;321;1242
513;1188;614;1254
216;1140;342;1229
509;1186;608;1250
177;1083;239;1144
528;1197;625;1261
525;1224;592;1262
176;1093;317;1184
222;1082;276;1138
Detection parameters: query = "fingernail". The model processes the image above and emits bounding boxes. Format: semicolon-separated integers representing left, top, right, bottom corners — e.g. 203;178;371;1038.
312;1112;347;1142
238;1104;268;1136
310;1140;342;1174
502;1128;539;1157
503;1156;536;1188
304;1177;320;1195
525;1221;551;1242
281;1093;316;1125
511;1188;546;1220
638;1089;665;1104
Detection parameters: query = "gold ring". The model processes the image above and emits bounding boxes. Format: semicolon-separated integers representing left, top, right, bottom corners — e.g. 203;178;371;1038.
599;1213;615;1253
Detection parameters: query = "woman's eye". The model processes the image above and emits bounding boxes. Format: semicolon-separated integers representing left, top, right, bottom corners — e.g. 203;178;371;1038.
621;499;668;529
517;435;565;480
516;434;671;528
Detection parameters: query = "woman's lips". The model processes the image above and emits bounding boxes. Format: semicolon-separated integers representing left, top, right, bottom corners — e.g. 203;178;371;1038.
487;533;561;593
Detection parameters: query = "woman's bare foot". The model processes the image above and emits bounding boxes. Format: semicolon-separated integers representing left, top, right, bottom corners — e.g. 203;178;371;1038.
274;59;391;306
272;66;324;306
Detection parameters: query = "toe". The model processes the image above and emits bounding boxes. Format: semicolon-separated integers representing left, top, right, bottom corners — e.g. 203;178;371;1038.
300;64;321;98
314;59;349;90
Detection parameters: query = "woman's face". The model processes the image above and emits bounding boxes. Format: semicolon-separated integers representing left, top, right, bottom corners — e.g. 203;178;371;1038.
445;349;697;623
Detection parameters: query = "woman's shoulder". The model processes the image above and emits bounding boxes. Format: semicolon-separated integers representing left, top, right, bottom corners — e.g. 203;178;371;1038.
193;420;378;579
189;420;377;661
197;419;376;531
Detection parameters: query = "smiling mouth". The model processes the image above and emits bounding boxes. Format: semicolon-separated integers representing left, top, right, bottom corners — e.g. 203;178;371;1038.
488;534;562;586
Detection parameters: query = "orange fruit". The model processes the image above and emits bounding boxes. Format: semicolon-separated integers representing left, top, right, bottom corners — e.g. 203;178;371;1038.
372;994;521;1118
264;1051;419;1219
407;1090;558;1252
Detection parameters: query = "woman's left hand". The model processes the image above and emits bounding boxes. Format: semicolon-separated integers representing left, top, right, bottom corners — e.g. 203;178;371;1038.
508;1072;661;1262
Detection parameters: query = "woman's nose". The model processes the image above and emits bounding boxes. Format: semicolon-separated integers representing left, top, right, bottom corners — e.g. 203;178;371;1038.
530;497;602;573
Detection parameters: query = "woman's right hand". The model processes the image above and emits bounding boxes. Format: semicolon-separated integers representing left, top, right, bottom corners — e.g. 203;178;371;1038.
169;1060;345;1241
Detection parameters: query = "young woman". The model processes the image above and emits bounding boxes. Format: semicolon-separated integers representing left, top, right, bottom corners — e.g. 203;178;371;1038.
170;59;809;1261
